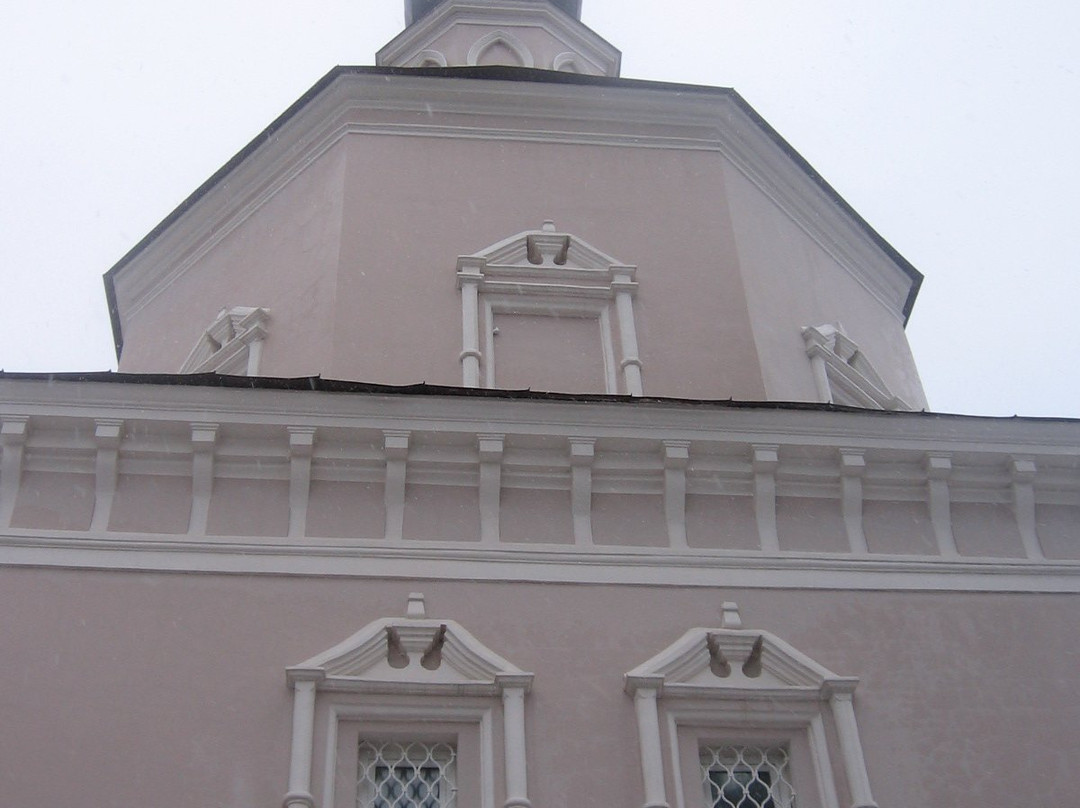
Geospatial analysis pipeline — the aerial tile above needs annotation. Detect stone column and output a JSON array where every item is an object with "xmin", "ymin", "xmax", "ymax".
[
  {"xmin": 457, "ymin": 259, "xmax": 485, "ymax": 387},
  {"xmin": 0, "ymin": 416, "xmax": 28, "ymax": 528},
  {"xmin": 925, "ymin": 453, "xmax": 958, "ymax": 557},
  {"xmin": 188, "ymin": 423, "xmax": 218, "ymax": 535},
  {"xmin": 629, "ymin": 680, "xmax": 670, "ymax": 808},
  {"xmin": 288, "ymin": 427, "xmax": 316, "ymax": 538},
  {"xmin": 839, "ymin": 449, "xmax": 868, "ymax": 554},
  {"xmin": 663, "ymin": 440, "xmax": 690, "ymax": 548},
  {"xmin": 752, "ymin": 445, "xmax": 780, "ymax": 553},
  {"xmin": 569, "ymin": 438, "xmax": 595, "ymax": 545},
  {"xmin": 282, "ymin": 672, "xmax": 322, "ymax": 808},
  {"xmin": 612, "ymin": 268, "xmax": 643, "ymax": 396},
  {"xmin": 498, "ymin": 674, "xmax": 533, "ymax": 808},
  {"xmin": 829, "ymin": 687, "xmax": 878, "ymax": 808}
]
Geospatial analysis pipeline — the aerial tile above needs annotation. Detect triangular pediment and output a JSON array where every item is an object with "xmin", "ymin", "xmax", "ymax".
[
  {"xmin": 287, "ymin": 595, "xmax": 531, "ymax": 695},
  {"xmin": 456, "ymin": 221, "xmax": 637, "ymax": 294},
  {"xmin": 626, "ymin": 612, "xmax": 854, "ymax": 700}
]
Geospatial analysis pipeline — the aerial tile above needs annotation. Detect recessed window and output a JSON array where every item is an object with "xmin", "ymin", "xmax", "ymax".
[
  {"xmin": 358, "ymin": 740, "xmax": 457, "ymax": 808},
  {"xmin": 700, "ymin": 745, "xmax": 795, "ymax": 808}
]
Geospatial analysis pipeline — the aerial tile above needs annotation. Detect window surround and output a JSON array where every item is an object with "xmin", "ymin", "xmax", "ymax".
[
  {"xmin": 456, "ymin": 221, "xmax": 642, "ymax": 396},
  {"xmin": 624, "ymin": 603, "xmax": 877, "ymax": 808},
  {"xmin": 180, "ymin": 305, "xmax": 269, "ymax": 375},
  {"xmin": 802, "ymin": 323, "xmax": 909, "ymax": 411},
  {"xmin": 283, "ymin": 593, "xmax": 533, "ymax": 808}
]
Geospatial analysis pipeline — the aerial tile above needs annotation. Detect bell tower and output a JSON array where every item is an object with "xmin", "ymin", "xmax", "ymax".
[{"xmin": 379, "ymin": 0, "xmax": 620, "ymax": 76}]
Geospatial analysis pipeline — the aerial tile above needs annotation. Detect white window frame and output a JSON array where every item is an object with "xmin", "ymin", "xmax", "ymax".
[
  {"xmin": 355, "ymin": 737, "xmax": 459, "ymax": 808},
  {"xmin": 456, "ymin": 222, "xmax": 643, "ymax": 396},
  {"xmin": 625, "ymin": 604, "xmax": 878, "ymax": 808},
  {"xmin": 283, "ymin": 594, "xmax": 532, "ymax": 808}
]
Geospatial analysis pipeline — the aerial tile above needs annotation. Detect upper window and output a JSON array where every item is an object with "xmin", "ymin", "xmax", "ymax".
[{"xmin": 456, "ymin": 221, "xmax": 643, "ymax": 396}]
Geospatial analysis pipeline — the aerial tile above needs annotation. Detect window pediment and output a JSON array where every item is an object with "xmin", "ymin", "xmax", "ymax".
[{"xmin": 287, "ymin": 595, "xmax": 532, "ymax": 696}]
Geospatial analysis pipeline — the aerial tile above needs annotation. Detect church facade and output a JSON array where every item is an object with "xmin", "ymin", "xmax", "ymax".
[{"xmin": 2, "ymin": 3, "xmax": 1078, "ymax": 807}]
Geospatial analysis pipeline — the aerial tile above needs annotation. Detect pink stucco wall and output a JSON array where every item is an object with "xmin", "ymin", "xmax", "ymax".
[{"xmin": 1, "ymin": 567, "xmax": 1076, "ymax": 807}]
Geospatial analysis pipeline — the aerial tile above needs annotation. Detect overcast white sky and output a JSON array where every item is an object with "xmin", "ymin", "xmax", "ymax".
[{"xmin": 1, "ymin": 1, "xmax": 1077, "ymax": 417}]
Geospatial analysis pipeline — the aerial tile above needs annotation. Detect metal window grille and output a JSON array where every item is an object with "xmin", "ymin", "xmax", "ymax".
[
  {"xmin": 700, "ymin": 745, "xmax": 796, "ymax": 808},
  {"xmin": 357, "ymin": 740, "xmax": 457, "ymax": 808}
]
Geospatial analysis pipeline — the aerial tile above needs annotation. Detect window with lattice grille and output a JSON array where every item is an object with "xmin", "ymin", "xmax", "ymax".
[
  {"xmin": 700, "ymin": 746, "xmax": 796, "ymax": 808},
  {"xmin": 357, "ymin": 740, "xmax": 457, "ymax": 808}
]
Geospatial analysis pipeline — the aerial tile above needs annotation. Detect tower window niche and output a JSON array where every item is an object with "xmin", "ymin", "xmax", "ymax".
[{"xmin": 455, "ymin": 221, "xmax": 643, "ymax": 396}]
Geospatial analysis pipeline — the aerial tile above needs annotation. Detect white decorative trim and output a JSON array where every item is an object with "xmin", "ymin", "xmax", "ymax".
[
  {"xmin": 379, "ymin": 0, "xmax": 620, "ymax": 76},
  {"xmin": 180, "ymin": 306, "xmax": 269, "ymax": 375},
  {"xmin": 626, "ymin": 606, "xmax": 876, "ymax": 808},
  {"xmin": 3, "ymin": 533, "xmax": 1080, "ymax": 591},
  {"xmin": 552, "ymin": 51, "xmax": 580, "ymax": 72},
  {"xmin": 284, "ymin": 593, "xmax": 533, "ymax": 808},
  {"xmin": 90, "ymin": 419, "xmax": 123, "ymax": 532},
  {"xmin": 457, "ymin": 221, "xmax": 643, "ymax": 395},
  {"xmin": 467, "ymin": 29, "xmax": 535, "ymax": 68},
  {"xmin": 802, "ymin": 324, "xmax": 910, "ymax": 410},
  {"xmin": 188, "ymin": 422, "xmax": 217, "ymax": 535},
  {"xmin": 109, "ymin": 76, "xmax": 920, "ymax": 333},
  {"xmin": 0, "ymin": 416, "xmax": 28, "ymax": 529},
  {"xmin": 288, "ymin": 426, "xmax": 316, "ymax": 538},
  {"xmin": 413, "ymin": 48, "xmax": 448, "ymax": 67}
]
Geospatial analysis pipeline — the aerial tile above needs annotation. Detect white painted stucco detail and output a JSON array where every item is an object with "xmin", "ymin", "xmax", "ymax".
[
  {"xmin": 0, "ymin": 416, "xmax": 28, "ymax": 529},
  {"xmin": 802, "ymin": 323, "xmax": 910, "ymax": 410},
  {"xmin": 456, "ymin": 221, "xmax": 643, "ymax": 395},
  {"xmin": 626, "ymin": 603, "xmax": 876, "ymax": 808},
  {"xmin": 284, "ymin": 593, "xmax": 534, "ymax": 808},
  {"xmin": 180, "ymin": 305, "xmax": 270, "ymax": 375},
  {"xmin": 378, "ymin": 0, "xmax": 621, "ymax": 76}
]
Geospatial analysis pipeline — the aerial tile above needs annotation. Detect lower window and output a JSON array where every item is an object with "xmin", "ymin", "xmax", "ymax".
[
  {"xmin": 357, "ymin": 740, "xmax": 458, "ymax": 808},
  {"xmin": 700, "ymin": 745, "xmax": 796, "ymax": 808}
]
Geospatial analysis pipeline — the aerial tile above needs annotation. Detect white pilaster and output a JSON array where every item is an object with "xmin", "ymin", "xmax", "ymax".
[
  {"xmin": 925, "ymin": 453, "xmax": 957, "ymax": 557},
  {"xmin": 569, "ymin": 437, "xmax": 595, "ymax": 545},
  {"xmin": 478, "ymin": 434, "xmax": 504, "ymax": 545},
  {"xmin": 829, "ymin": 688, "xmax": 878, "ymax": 808},
  {"xmin": 0, "ymin": 416, "xmax": 28, "ymax": 529},
  {"xmin": 1011, "ymin": 457, "xmax": 1044, "ymax": 560},
  {"xmin": 839, "ymin": 449, "xmax": 868, "ymax": 555},
  {"xmin": 383, "ymin": 430, "xmax": 410, "ymax": 541},
  {"xmin": 612, "ymin": 268, "xmax": 643, "ymax": 396},
  {"xmin": 188, "ymin": 423, "xmax": 218, "ymax": 535},
  {"xmin": 752, "ymin": 444, "xmax": 780, "ymax": 553},
  {"xmin": 283, "ymin": 673, "xmax": 321, "ymax": 808},
  {"xmin": 629, "ymin": 679, "xmax": 669, "ymax": 808},
  {"xmin": 662, "ymin": 440, "xmax": 690, "ymax": 548},
  {"xmin": 90, "ymin": 419, "xmax": 123, "ymax": 532},
  {"xmin": 457, "ymin": 258, "xmax": 484, "ymax": 387},
  {"xmin": 240, "ymin": 322, "xmax": 268, "ymax": 376},
  {"xmin": 288, "ymin": 427, "xmax": 316, "ymax": 538},
  {"xmin": 497, "ymin": 675, "xmax": 533, "ymax": 808}
]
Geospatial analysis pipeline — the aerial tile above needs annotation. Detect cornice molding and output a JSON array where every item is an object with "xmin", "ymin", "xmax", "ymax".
[
  {"xmin": 108, "ymin": 73, "xmax": 920, "ymax": 341},
  {"xmin": 2, "ymin": 531, "xmax": 1078, "ymax": 592}
]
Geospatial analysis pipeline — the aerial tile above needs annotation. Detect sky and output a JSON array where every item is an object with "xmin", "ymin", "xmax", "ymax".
[{"xmin": 1, "ymin": 0, "xmax": 1077, "ymax": 417}]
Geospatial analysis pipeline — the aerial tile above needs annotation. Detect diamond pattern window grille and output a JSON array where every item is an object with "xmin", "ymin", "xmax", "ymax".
[
  {"xmin": 358, "ymin": 740, "xmax": 457, "ymax": 808},
  {"xmin": 700, "ymin": 745, "xmax": 796, "ymax": 808}
]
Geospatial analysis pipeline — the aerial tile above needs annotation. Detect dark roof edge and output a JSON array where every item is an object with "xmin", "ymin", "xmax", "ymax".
[
  {"xmin": 102, "ymin": 65, "xmax": 924, "ymax": 359},
  {"xmin": 0, "ymin": 370, "xmax": 1070, "ymax": 424}
]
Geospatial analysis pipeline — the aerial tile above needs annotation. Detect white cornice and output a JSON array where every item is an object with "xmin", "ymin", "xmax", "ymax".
[
  {"xmin": 110, "ymin": 73, "xmax": 919, "ymax": 333},
  {"xmin": 1, "ymin": 531, "xmax": 1079, "ymax": 592}
]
